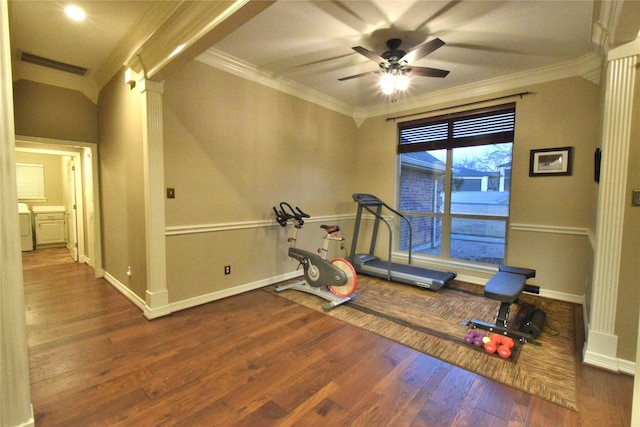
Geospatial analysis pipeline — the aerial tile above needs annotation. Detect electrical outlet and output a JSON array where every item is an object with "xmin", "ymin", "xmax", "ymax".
[{"xmin": 224, "ymin": 265, "xmax": 231, "ymax": 275}]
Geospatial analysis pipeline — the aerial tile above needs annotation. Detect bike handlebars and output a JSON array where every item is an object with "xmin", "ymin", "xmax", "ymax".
[{"xmin": 273, "ymin": 202, "xmax": 309, "ymax": 227}]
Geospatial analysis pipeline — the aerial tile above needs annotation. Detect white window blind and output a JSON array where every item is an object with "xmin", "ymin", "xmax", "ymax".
[{"xmin": 16, "ymin": 163, "xmax": 45, "ymax": 200}]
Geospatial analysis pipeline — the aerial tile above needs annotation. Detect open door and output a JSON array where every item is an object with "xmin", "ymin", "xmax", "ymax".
[
  {"xmin": 64, "ymin": 156, "xmax": 78, "ymax": 261},
  {"xmin": 16, "ymin": 138, "xmax": 102, "ymax": 277}
]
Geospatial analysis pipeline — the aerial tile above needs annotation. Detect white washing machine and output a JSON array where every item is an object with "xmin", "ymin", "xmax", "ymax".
[{"xmin": 18, "ymin": 203, "xmax": 34, "ymax": 251}]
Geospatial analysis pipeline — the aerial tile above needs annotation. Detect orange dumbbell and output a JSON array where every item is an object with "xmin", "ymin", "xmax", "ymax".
[{"xmin": 483, "ymin": 333, "xmax": 501, "ymax": 354}]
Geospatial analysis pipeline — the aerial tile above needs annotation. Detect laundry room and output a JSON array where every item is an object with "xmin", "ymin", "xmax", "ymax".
[{"xmin": 16, "ymin": 149, "xmax": 75, "ymax": 253}]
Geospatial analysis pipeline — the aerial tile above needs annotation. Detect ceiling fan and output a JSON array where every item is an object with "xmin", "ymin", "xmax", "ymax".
[{"xmin": 339, "ymin": 38, "xmax": 449, "ymax": 94}]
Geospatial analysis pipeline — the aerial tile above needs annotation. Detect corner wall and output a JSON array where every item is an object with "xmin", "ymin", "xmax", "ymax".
[
  {"xmin": 97, "ymin": 68, "xmax": 147, "ymax": 299},
  {"xmin": 162, "ymin": 61, "xmax": 358, "ymax": 304},
  {"xmin": 354, "ymin": 77, "xmax": 600, "ymax": 299}
]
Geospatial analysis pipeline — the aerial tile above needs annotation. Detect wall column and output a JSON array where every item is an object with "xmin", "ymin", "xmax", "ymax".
[
  {"xmin": 0, "ymin": 1, "xmax": 34, "ymax": 425},
  {"xmin": 139, "ymin": 78, "xmax": 170, "ymax": 319},
  {"xmin": 584, "ymin": 46, "xmax": 637, "ymax": 370}
]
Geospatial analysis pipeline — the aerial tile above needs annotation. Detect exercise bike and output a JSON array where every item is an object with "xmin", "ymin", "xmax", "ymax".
[{"xmin": 273, "ymin": 202, "xmax": 357, "ymax": 311}]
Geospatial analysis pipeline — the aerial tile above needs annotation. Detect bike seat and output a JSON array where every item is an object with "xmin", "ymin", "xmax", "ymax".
[{"xmin": 320, "ymin": 224, "xmax": 340, "ymax": 233}]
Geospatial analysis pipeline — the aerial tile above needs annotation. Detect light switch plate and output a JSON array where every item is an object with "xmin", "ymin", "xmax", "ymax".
[{"xmin": 632, "ymin": 190, "xmax": 640, "ymax": 206}]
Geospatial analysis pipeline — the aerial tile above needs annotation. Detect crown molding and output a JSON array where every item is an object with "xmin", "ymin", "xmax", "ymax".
[
  {"xmin": 197, "ymin": 47, "xmax": 602, "ymax": 125},
  {"xmin": 356, "ymin": 53, "xmax": 602, "ymax": 120},
  {"xmin": 95, "ymin": 1, "xmax": 181, "ymax": 90}
]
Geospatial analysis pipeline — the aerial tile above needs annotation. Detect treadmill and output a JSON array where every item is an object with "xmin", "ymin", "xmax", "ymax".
[{"xmin": 349, "ymin": 193, "xmax": 456, "ymax": 290}]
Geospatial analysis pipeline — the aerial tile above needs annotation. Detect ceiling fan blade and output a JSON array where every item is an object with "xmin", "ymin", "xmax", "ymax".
[
  {"xmin": 352, "ymin": 46, "xmax": 386, "ymax": 64},
  {"xmin": 338, "ymin": 70, "xmax": 379, "ymax": 81},
  {"xmin": 401, "ymin": 38, "xmax": 445, "ymax": 64},
  {"xmin": 408, "ymin": 66, "xmax": 450, "ymax": 78}
]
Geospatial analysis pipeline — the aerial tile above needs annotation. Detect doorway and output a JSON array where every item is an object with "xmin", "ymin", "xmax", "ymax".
[{"xmin": 15, "ymin": 136, "xmax": 103, "ymax": 277}]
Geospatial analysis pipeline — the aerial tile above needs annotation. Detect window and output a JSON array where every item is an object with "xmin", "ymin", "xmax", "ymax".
[
  {"xmin": 16, "ymin": 163, "xmax": 45, "ymax": 200},
  {"xmin": 397, "ymin": 104, "xmax": 515, "ymax": 265}
]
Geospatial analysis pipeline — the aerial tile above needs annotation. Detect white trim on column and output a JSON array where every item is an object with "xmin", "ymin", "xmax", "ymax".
[
  {"xmin": 0, "ymin": 0, "xmax": 34, "ymax": 424},
  {"xmin": 584, "ymin": 330, "xmax": 621, "ymax": 371},
  {"xmin": 605, "ymin": 34, "xmax": 640, "ymax": 427},
  {"xmin": 139, "ymin": 78, "xmax": 170, "ymax": 319},
  {"xmin": 584, "ymin": 49, "xmax": 637, "ymax": 371}
]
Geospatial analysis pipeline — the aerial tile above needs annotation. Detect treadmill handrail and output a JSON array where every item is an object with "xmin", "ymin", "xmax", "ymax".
[{"xmin": 352, "ymin": 194, "xmax": 413, "ymax": 266}]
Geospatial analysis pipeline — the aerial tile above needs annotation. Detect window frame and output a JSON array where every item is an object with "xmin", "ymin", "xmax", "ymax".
[{"xmin": 396, "ymin": 103, "xmax": 516, "ymax": 265}]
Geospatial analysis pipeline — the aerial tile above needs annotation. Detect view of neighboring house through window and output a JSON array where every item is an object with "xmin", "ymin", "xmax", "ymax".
[{"xmin": 397, "ymin": 104, "xmax": 515, "ymax": 265}]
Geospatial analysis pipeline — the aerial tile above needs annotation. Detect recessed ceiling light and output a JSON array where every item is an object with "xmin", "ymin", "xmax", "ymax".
[{"xmin": 65, "ymin": 5, "xmax": 86, "ymax": 21}]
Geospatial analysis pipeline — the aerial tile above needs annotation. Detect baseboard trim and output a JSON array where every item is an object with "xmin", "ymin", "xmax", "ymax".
[
  {"xmin": 582, "ymin": 345, "xmax": 635, "ymax": 375},
  {"xmin": 583, "ymin": 349, "xmax": 621, "ymax": 372},
  {"xmin": 15, "ymin": 404, "xmax": 35, "ymax": 427},
  {"xmin": 579, "ymin": 326, "xmax": 636, "ymax": 375},
  {"xmin": 617, "ymin": 358, "xmax": 635, "ymax": 375},
  {"xmin": 539, "ymin": 289, "xmax": 585, "ymax": 305},
  {"xmin": 583, "ymin": 329, "xmax": 621, "ymax": 372},
  {"xmin": 103, "ymin": 269, "xmax": 304, "ymax": 319},
  {"xmin": 168, "ymin": 271, "xmax": 302, "ymax": 313},
  {"xmin": 103, "ymin": 271, "xmax": 147, "ymax": 312}
]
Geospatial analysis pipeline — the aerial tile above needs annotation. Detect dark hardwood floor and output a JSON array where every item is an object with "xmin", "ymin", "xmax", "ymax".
[{"xmin": 23, "ymin": 248, "xmax": 633, "ymax": 426}]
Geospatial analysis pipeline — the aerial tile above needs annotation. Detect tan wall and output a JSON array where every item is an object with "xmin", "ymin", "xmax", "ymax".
[
  {"xmin": 511, "ymin": 78, "xmax": 599, "ymax": 228},
  {"xmin": 13, "ymin": 79, "xmax": 98, "ymax": 143},
  {"xmin": 97, "ymin": 68, "xmax": 147, "ymax": 299},
  {"xmin": 12, "ymin": 79, "xmax": 99, "ymax": 252},
  {"xmin": 509, "ymin": 78, "xmax": 599, "ymax": 297},
  {"xmin": 354, "ymin": 77, "xmax": 600, "ymax": 296},
  {"xmin": 14, "ymin": 151, "xmax": 64, "ymax": 207},
  {"xmin": 162, "ymin": 61, "xmax": 358, "ymax": 302},
  {"xmin": 616, "ymin": 72, "xmax": 640, "ymax": 361}
]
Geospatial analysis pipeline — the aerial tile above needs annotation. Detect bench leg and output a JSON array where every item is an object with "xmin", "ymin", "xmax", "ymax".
[
  {"xmin": 466, "ymin": 301, "xmax": 540, "ymax": 344},
  {"xmin": 496, "ymin": 301, "xmax": 511, "ymax": 328},
  {"xmin": 465, "ymin": 317, "xmax": 539, "ymax": 345}
]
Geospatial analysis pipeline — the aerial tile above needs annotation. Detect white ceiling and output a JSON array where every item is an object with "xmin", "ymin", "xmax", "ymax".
[
  {"xmin": 6, "ymin": 1, "xmax": 607, "ymax": 109},
  {"xmin": 210, "ymin": 0, "xmax": 595, "ymax": 107}
]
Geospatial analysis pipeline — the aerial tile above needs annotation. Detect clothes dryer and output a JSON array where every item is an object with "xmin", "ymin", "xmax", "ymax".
[{"xmin": 18, "ymin": 203, "xmax": 34, "ymax": 251}]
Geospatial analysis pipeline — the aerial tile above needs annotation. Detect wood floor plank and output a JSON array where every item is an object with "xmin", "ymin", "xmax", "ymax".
[
  {"xmin": 34, "ymin": 368, "xmax": 156, "ymax": 425},
  {"xmin": 413, "ymin": 398, "xmax": 459, "ymax": 426},
  {"xmin": 449, "ymin": 375, "xmax": 490, "ymax": 427},
  {"xmin": 476, "ymin": 381, "xmax": 529, "ymax": 421},
  {"xmin": 24, "ymin": 248, "xmax": 633, "ymax": 426}
]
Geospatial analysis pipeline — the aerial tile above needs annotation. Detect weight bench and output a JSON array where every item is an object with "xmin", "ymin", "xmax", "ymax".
[{"xmin": 466, "ymin": 265, "xmax": 541, "ymax": 344}]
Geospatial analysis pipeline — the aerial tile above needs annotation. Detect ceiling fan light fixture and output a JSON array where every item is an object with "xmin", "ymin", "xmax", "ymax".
[
  {"xmin": 396, "ymin": 73, "xmax": 409, "ymax": 91},
  {"xmin": 380, "ymin": 72, "xmax": 396, "ymax": 95},
  {"xmin": 341, "ymin": 37, "xmax": 448, "ymax": 98},
  {"xmin": 380, "ymin": 70, "xmax": 409, "ymax": 95}
]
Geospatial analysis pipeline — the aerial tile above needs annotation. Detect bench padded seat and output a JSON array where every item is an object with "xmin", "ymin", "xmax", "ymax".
[{"xmin": 484, "ymin": 266, "xmax": 536, "ymax": 303}]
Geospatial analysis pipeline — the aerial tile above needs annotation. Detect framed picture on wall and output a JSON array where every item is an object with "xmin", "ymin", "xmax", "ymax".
[{"xmin": 529, "ymin": 146, "xmax": 573, "ymax": 177}]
